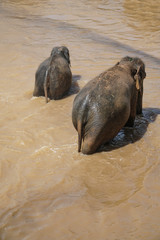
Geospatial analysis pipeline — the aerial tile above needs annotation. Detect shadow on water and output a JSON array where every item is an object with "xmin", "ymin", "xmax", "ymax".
[
  {"xmin": 53, "ymin": 21, "xmax": 160, "ymax": 67},
  {"xmin": 2, "ymin": 3, "xmax": 160, "ymax": 67},
  {"xmin": 99, "ymin": 108, "xmax": 160, "ymax": 152}
]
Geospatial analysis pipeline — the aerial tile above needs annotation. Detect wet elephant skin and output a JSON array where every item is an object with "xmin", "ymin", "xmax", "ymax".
[{"xmin": 72, "ymin": 56, "xmax": 146, "ymax": 154}]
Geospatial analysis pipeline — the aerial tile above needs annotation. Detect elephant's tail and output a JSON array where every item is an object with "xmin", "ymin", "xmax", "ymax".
[
  {"xmin": 77, "ymin": 120, "xmax": 83, "ymax": 152},
  {"xmin": 44, "ymin": 67, "xmax": 50, "ymax": 103}
]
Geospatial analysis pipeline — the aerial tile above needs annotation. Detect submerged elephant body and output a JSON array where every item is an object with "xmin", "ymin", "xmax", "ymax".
[
  {"xmin": 72, "ymin": 57, "xmax": 146, "ymax": 154},
  {"xmin": 33, "ymin": 46, "xmax": 72, "ymax": 102}
]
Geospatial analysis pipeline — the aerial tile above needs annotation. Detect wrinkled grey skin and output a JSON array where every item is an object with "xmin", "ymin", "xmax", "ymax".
[
  {"xmin": 33, "ymin": 46, "xmax": 72, "ymax": 102},
  {"xmin": 72, "ymin": 56, "xmax": 146, "ymax": 155}
]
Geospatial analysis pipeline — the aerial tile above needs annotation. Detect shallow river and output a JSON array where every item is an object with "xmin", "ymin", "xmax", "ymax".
[{"xmin": 0, "ymin": 0, "xmax": 160, "ymax": 239}]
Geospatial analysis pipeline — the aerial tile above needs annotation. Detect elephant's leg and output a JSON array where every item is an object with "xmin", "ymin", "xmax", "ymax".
[
  {"xmin": 81, "ymin": 136, "xmax": 99, "ymax": 155},
  {"xmin": 81, "ymin": 127, "xmax": 104, "ymax": 155},
  {"xmin": 136, "ymin": 90, "xmax": 143, "ymax": 115},
  {"xmin": 33, "ymin": 86, "xmax": 39, "ymax": 96},
  {"xmin": 33, "ymin": 85, "xmax": 42, "ymax": 96},
  {"xmin": 125, "ymin": 95, "xmax": 138, "ymax": 127},
  {"xmin": 33, "ymin": 76, "xmax": 45, "ymax": 97},
  {"xmin": 125, "ymin": 116, "xmax": 135, "ymax": 127}
]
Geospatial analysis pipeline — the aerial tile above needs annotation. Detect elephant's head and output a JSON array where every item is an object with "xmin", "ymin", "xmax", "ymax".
[
  {"xmin": 118, "ymin": 56, "xmax": 146, "ymax": 91},
  {"xmin": 50, "ymin": 46, "xmax": 71, "ymax": 65},
  {"xmin": 118, "ymin": 56, "xmax": 146, "ymax": 114}
]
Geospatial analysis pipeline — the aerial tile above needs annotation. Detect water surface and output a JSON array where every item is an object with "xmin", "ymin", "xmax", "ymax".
[{"xmin": 0, "ymin": 0, "xmax": 160, "ymax": 239}]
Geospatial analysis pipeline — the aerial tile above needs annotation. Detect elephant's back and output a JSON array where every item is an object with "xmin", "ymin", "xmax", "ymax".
[
  {"xmin": 72, "ymin": 68, "xmax": 131, "ymax": 131},
  {"xmin": 94, "ymin": 68, "xmax": 132, "ymax": 105},
  {"xmin": 87, "ymin": 70, "xmax": 131, "ymax": 128},
  {"xmin": 52, "ymin": 57, "xmax": 71, "ymax": 81},
  {"xmin": 73, "ymin": 76, "xmax": 99, "ymax": 112},
  {"xmin": 72, "ymin": 86, "xmax": 91, "ymax": 131},
  {"xmin": 35, "ymin": 57, "xmax": 50, "ymax": 79},
  {"xmin": 49, "ymin": 56, "xmax": 72, "ymax": 100},
  {"xmin": 33, "ymin": 57, "xmax": 51, "ymax": 96}
]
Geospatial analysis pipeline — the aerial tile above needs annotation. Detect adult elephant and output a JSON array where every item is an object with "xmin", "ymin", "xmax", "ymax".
[
  {"xmin": 72, "ymin": 56, "xmax": 146, "ymax": 154},
  {"xmin": 33, "ymin": 46, "xmax": 72, "ymax": 102}
]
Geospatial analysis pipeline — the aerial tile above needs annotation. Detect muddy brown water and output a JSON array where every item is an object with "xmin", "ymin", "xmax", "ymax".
[{"xmin": 0, "ymin": 0, "xmax": 160, "ymax": 239}]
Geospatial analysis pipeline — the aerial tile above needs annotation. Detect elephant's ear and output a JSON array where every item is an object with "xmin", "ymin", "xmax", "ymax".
[
  {"xmin": 63, "ymin": 49, "xmax": 70, "ymax": 66},
  {"xmin": 134, "ymin": 66, "xmax": 141, "ymax": 91},
  {"xmin": 131, "ymin": 65, "xmax": 142, "ymax": 91}
]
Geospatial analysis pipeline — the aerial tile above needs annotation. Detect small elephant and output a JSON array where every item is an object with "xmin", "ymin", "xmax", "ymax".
[
  {"xmin": 33, "ymin": 46, "xmax": 72, "ymax": 102},
  {"xmin": 72, "ymin": 56, "xmax": 146, "ymax": 154}
]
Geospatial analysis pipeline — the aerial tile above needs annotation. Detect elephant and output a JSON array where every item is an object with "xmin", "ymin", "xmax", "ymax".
[
  {"xmin": 72, "ymin": 56, "xmax": 146, "ymax": 154},
  {"xmin": 33, "ymin": 46, "xmax": 72, "ymax": 102}
]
